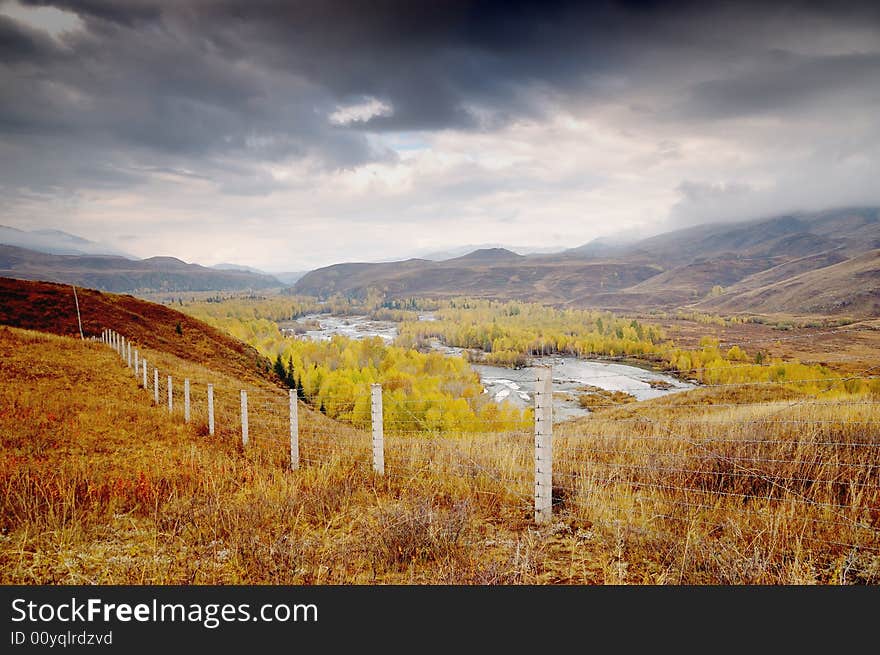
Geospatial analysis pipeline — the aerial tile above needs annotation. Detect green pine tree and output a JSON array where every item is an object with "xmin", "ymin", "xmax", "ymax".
[
  {"xmin": 286, "ymin": 355, "xmax": 296, "ymax": 388},
  {"xmin": 273, "ymin": 353, "xmax": 286, "ymax": 381}
]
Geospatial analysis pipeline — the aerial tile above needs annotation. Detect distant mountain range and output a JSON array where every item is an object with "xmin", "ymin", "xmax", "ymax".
[
  {"xmin": 293, "ymin": 207, "xmax": 880, "ymax": 317},
  {"xmin": 0, "ymin": 225, "xmax": 132, "ymax": 257},
  {"xmin": 8, "ymin": 208, "xmax": 880, "ymax": 316},
  {"xmin": 0, "ymin": 246, "xmax": 281, "ymax": 293}
]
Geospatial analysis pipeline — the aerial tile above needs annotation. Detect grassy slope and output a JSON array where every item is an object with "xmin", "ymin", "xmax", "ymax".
[
  {"xmin": 696, "ymin": 250, "xmax": 880, "ymax": 317},
  {"xmin": 2, "ymin": 278, "xmax": 878, "ymax": 584},
  {"xmin": 2, "ymin": 324, "xmax": 878, "ymax": 583},
  {"xmin": 0, "ymin": 326, "xmax": 610, "ymax": 583},
  {"xmin": 0, "ymin": 276, "xmax": 271, "ymax": 385}
]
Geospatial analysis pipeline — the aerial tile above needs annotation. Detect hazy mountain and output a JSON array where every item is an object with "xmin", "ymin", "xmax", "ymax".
[
  {"xmin": 0, "ymin": 245, "xmax": 281, "ymax": 293},
  {"xmin": 415, "ymin": 243, "xmax": 563, "ymax": 260},
  {"xmin": 211, "ymin": 262, "xmax": 269, "ymax": 274},
  {"xmin": 0, "ymin": 225, "xmax": 131, "ymax": 257},
  {"xmin": 211, "ymin": 263, "xmax": 307, "ymax": 285},
  {"xmin": 272, "ymin": 271, "xmax": 308, "ymax": 285}
]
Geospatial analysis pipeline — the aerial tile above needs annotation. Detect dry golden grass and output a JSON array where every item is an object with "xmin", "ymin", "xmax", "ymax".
[
  {"xmin": 0, "ymin": 327, "xmax": 599, "ymax": 584},
  {"xmin": 2, "ymin": 325, "xmax": 878, "ymax": 584}
]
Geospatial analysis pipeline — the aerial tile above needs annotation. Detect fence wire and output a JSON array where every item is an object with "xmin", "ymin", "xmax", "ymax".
[{"xmin": 100, "ymin": 329, "xmax": 880, "ymax": 565}]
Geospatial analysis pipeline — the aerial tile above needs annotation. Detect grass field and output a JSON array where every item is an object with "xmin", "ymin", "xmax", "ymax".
[{"xmin": 2, "ymin": 323, "xmax": 878, "ymax": 584}]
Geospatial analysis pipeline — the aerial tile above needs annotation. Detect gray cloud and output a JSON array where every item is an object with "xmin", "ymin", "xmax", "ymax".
[
  {"xmin": 1, "ymin": 0, "xmax": 879, "ymax": 266},
  {"xmin": 682, "ymin": 51, "xmax": 880, "ymax": 121}
]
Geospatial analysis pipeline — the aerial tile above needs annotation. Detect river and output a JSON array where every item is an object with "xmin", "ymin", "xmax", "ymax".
[{"xmin": 280, "ymin": 314, "xmax": 694, "ymax": 421}]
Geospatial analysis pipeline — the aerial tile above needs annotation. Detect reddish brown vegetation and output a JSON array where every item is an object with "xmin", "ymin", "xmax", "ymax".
[{"xmin": 0, "ymin": 276, "xmax": 270, "ymax": 384}]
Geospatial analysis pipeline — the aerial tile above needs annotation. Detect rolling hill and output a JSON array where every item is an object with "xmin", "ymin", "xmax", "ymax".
[
  {"xmin": 0, "ymin": 245, "xmax": 281, "ymax": 293},
  {"xmin": 0, "ymin": 276, "xmax": 271, "ymax": 384},
  {"xmin": 293, "ymin": 207, "xmax": 880, "ymax": 317},
  {"xmin": 294, "ymin": 247, "xmax": 663, "ymax": 303},
  {"xmin": 694, "ymin": 249, "xmax": 880, "ymax": 317}
]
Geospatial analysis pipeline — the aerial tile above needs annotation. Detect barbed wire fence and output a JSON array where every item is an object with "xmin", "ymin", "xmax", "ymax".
[{"xmin": 98, "ymin": 327, "xmax": 880, "ymax": 575}]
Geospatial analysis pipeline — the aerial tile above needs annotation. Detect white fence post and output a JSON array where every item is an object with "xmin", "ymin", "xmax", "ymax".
[
  {"xmin": 142, "ymin": 358, "xmax": 147, "ymax": 388},
  {"xmin": 207, "ymin": 384, "xmax": 215, "ymax": 436},
  {"xmin": 167, "ymin": 375, "xmax": 173, "ymax": 413},
  {"xmin": 289, "ymin": 389, "xmax": 299, "ymax": 470},
  {"xmin": 120, "ymin": 335, "xmax": 124, "ymax": 358},
  {"xmin": 134, "ymin": 349, "xmax": 139, "ymax": 377},
  {"xmin": 154, "ymin": 368, "xmax": 159, "ymax": 405},
  {"xmin": 184, "ymin": 379, "xmax": 190, "ymax": 423},
  {"xmin": 240, "ymin": 390, "xmax": 249, "ymax": 447},
  {"xmin": 370, "ymin": 383, "xmax": 384, "ymax": 475},
  {"xmin": 127, "ymin": 341, "xmax": 132, "ymax": 368},
  {"xmin": 534, "ymin": 366, "xmax": 553, "ymax": 525}
]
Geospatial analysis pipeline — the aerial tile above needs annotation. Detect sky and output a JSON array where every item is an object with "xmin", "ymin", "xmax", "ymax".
[{"xmin": 1, "ymin": 0, "xmax": 879, "ymax": 272}]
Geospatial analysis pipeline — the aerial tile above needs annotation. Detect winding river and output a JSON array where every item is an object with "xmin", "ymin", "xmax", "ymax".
[{"xmin": 280, "ymin": 314, "xmax": 694, "ymax": 421}]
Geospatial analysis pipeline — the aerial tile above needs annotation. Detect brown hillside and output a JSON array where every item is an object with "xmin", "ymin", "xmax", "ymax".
[
  {"xmin": 694, "ymin": 249, "xmax": 880, "ymax": 317},
  {"xmin": 0, "ymin": 276, "xmax": 271, "ymax": 385},
  {"xmin": 292, "ymin": 208, "xmax": 880, "ymax": 315}
]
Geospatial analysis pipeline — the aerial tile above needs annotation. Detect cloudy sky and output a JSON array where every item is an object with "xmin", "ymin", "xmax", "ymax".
[{"xmin": 1, "ymin": 0, "xmax": 879, "ymax": 271}]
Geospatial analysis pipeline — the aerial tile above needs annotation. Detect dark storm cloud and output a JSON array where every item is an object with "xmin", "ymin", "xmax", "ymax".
[
  {"xmin": 0, "ymin": 14, "xmax": 56, "ymax": 61},
  {"xmin": 2, "ymin": 0, "xmax": 879, "ymax": 197},
  {"xmin": 683, "ymin": 51, "xmax": 880, "ymax": 120}
]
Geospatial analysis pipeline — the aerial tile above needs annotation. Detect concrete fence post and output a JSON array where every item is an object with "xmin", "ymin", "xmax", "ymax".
[
  {"xmin": 289, "ymin": 389, "xmax": 299, "ymax": 470},
  {"xmin": 534, "ymin": 366, "xmax": 553, "ymax": 525},
  {"xmin": 142, "ymin": 358, "xmax": 147, "ymax": 388},
  {"xmin": 240, "ymin": 390, "xmax": 249, "ymax": 447},
  {"xmin": 120, "ymin": 335, "xmax": 124, "ymax": 358},
  {"xmin": 207, "ymin": 384, "xmax": 215, "ymax": 436},
  {"xmin": 154, "ymin": 368, "xmax": 159, "ymax": 405},
  {"xmin": 167, "ymin": 375, "xmax": 173, "ymax": 413},
  {"xmin": 370, "ymin": 383, "xmax": 384, "ymax": 475},
  {"xmin": 134, "ymin": 349, "xmax": 139, "ymax": 377},
  {"xmin": 127, "ymin": 341, "xmax": 132, "ymax": 368},
  {"xmin": 184, "ymin": 379, "xmax": 190, "ymax": 423}
]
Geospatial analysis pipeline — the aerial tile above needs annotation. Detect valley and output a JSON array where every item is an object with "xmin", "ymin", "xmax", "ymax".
[{"xmin": 3, "ymin": 276, "xmax": 878, "ymax": 584}]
